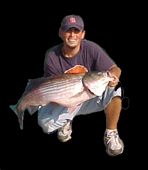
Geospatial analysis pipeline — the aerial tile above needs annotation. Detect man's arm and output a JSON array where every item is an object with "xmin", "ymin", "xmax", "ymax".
[{"xmin": 108, "ymin": 64, "xmax": 121, "ymax": 87}]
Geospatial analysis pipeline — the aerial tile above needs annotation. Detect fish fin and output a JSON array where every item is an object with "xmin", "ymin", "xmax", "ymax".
[
  {"xmin": 28, "ymin": 106, "xmax": 39, "ymax": 115},
  {"xmin": 70, "ymin": 90, "xmax": 84, "ymax": 98},
  {"xmin": 67, "ymin": 106, "xmax": 78, "ymax": 115},
  {"xmin": 10, "ymin": 104, "xmax": 16, "ymax": 112},
  {"xmin": 67, "ymin": 103, "xmax": 82, "ymax": 115},
  {"xmin": 50, "ymin": 102, "xmax": 58, "ymax": 105},
  {"xmin": 9, "ymin": 105, "xmax": 24, "ymax": 130},
  {"xmin": 25, "ymin": 78, "xmax": 44, "ymax": 93}
]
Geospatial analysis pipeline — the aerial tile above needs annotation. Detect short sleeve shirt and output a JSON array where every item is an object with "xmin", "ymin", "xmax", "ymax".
[{"xmin": 44, "ymin": 40, "xmax": 115, "ymax": 77}]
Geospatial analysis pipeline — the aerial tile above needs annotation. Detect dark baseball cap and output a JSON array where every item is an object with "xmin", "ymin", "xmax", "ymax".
[{"xmin": 61, "ymin": 15, "xmax": 84, "ymax": 31}]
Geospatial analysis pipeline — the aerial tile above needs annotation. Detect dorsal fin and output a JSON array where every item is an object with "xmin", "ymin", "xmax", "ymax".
[{"xmin": 25, "ymin": 78, "xmax": 44, "ymax": 93}]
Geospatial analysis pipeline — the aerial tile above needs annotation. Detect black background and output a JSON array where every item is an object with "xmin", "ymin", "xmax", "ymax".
[{"xmin": 2, "ymin": 2, "xmax": 138, "ymax": 169}]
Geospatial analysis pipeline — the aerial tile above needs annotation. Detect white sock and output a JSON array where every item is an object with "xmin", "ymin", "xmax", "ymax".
[{"xmin": 106, "ymin": 129, "xmax": 117, "ymax": 135}]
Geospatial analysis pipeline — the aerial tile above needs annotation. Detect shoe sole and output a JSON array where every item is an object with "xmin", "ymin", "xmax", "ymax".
[{"xmin": 104, "ymin": 139, "xmax": 124, "ymax": 156}]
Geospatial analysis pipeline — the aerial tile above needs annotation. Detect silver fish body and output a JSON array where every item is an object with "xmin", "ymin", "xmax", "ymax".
[{"xmin": 10, "ymin": 71, "xmax": 113, "ymax": 129}]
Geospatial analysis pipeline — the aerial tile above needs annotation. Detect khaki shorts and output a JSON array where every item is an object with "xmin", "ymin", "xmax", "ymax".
[{"xmin": 38, "ymin": 86, "xmax": 121, "ymax": 133}]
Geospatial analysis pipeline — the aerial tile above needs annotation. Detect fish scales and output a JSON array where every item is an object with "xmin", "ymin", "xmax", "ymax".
[
  {"xmin": 23, "ymin": 75, "xmax": 83, "ymax": 103},
  {"xmin": 39, "ymin": 78, "xmax": 82, "ymax": 93},
  {"xmin": 39, "ymin": 76, "xmax": 83, "ymax": 90},
  {"xmin": 23, "ymin": 82, "xmax": 83, "ymax": 106},
  {"xmin": 40, "ymin": 79, "xmax": 82, "ymax": 93},
  {"xmin": 26, "ymin": 73, "xmax": 83, "ymax": 94},
  {"xmin": 17, "ymin": 74, "xmax": 84, "ymax": 111}
]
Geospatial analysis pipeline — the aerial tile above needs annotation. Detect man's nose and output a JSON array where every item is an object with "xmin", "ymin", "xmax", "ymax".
[{"xmin": 70, "ymin": 31, "xmax": 75, "ymax": 36}]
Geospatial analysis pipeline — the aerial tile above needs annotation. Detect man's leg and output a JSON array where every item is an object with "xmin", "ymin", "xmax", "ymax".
[
  {"xmin": 38, "ymin": 103, "xmax": 82, "ymax": 139},
  {"xmin": 74, "ymin": 86, "xmax": 124, "ymax": 156},
  {"xmin": 38, "ymin": 103, "xmax": 70, "ymax": 134},
  {"xmin": 105, "ymin": 96, "xmax": 121, "ymax": 130},
  {"xmin": 104, "ymin": 96, "xmax": 124, "ymax": 156}
]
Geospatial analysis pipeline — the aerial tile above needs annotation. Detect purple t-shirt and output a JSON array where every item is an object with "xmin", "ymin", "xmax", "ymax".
[{"xmin": 44, "ymin": 40, "xmax": 115, "ymax": 77}]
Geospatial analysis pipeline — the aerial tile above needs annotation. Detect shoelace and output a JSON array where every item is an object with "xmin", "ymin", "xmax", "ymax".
[
  {"xmin": 60, "ymin": 122, "xmax": 71, "ymax": 136},
  {"xmin": 106, "ymin": 131, "xmax": 121, "ymax": 149},
  {"xmin": 107, "ymin": 133, "xmax": 118, "ymax": 144}
]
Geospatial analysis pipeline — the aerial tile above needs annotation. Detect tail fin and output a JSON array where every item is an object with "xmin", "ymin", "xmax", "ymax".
[{"xmin": 9, "ymin": 105, "xmax": 24, "ymax": 130}]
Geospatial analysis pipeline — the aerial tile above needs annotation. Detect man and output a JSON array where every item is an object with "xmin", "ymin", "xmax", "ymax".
[{"xmin": 38, "ymin": 15, "xmax": 124, "ymax": 156}]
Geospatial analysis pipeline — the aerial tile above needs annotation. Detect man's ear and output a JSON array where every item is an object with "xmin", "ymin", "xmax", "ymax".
[
  {"xmin": 59, "ymin": 28, "xmax": 63, "ymax": 39},
  {"xmin": 81, "ymin": 30, "xmax": 85, "ymax": 39}
]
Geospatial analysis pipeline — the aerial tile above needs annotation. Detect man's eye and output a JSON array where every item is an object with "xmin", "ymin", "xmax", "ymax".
[
  {"xmin": 66, "ymin": 28, "xmax": 80, "ymax": 34},
  {"xmin": 74, "ymin": 29, "xmax": 80, "ymax": 33}
]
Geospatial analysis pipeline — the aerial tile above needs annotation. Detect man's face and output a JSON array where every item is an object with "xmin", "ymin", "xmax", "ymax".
[{"xmin": 60, "ymin": 27, "xmax": 85, "ymax": 49}]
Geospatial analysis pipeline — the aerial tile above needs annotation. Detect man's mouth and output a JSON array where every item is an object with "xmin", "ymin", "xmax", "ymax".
[{"xmin": 68, "ymin": 39, "xmax": 76, "ymax": 43}]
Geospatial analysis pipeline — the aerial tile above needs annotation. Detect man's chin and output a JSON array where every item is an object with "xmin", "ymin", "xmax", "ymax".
[{"xmin": 67, "ymin": 44, "xmax": 77, "ymax": 49}]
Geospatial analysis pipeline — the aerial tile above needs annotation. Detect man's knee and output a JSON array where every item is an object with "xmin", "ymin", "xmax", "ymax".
[
  {"xmin": 114, "ymin": 82, "xmax": 124, "ymax": 99},
  {"xmin": 38, "ymin": 118, "xmax": 67, "ymax": 134},
  {"xmin": 38, "ymin": 119, "xmax": 56, "ymax": 133}
]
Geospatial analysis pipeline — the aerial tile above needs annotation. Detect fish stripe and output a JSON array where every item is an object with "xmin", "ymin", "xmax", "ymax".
[
  {"xmin": 15, "ymin": 73, "xmax": 85, "ymax": 112},
  {"xmin": 21, "ymin": 78, "xmax": 83, "ymax": 105},
  {"xmin": 40, "ymin": 78, "xmax": 82, "ymax": 88},
  {"xmin": 25, "ymin": 83, "xmax": 81, "ymax": 101},
  {"xmin": 39, "ymin": 81, "xmax": 81, "ymax": 93}
]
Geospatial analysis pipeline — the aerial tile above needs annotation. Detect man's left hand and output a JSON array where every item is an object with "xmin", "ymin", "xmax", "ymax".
[{"xmin": 108, "ymin": 74, "xmax": 119, "ymax": 87}]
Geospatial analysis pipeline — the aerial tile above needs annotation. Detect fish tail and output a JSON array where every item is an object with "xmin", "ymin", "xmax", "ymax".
[{"xmin": 9, "ymin": 104, "xmax": 24, "ymax": 130}]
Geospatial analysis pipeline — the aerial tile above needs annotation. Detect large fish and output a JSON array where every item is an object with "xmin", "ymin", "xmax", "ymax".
[{"xmin": 10, "ymin": 71, "xmax": 113, "ymax": 129}]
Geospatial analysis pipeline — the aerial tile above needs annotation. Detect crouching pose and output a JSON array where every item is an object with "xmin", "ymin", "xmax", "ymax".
[{"xmin": 38, "ymin": 15, "xmax": 124, "ymax": 156}]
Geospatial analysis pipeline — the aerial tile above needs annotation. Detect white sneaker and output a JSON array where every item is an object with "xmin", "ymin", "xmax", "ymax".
[
  {"xmin": 57, "ymin": 121, "xmax": 72, "ymax": 142},
  {"xmin": 104, "ymin": 130, "xmax": 124, "ymax": 156}
]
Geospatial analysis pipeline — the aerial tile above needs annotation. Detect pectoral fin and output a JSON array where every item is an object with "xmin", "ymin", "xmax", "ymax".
[
  {"xmin": 28, "ymin": 106, "xmax": 39, "ymax": 115},
  {"xmin": 67, "ymin": 106, "xmax": 77, "ymax": 115},
  {"xmin": 70, "ymin": 90, "xmax": 84, "ymax": 98}
]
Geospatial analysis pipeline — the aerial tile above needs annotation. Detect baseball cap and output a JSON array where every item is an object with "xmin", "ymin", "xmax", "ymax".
[{"xmin": 61, "ymin": 15, "xmax": 84, "ymax": 31}]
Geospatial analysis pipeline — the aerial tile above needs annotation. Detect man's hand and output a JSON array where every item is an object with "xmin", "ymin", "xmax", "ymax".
[
  {"xmin": 108, "ymin": 74, "xmax": 119, "ymax": 87},
  {"xmin": 108, "ymin": 65, "xmax": 121, "ymax": 87}
]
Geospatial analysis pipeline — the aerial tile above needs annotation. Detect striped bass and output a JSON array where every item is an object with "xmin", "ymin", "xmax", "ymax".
[{"xmin": 10, "ymin": 71, "xmax": 113, "ymax": 129}]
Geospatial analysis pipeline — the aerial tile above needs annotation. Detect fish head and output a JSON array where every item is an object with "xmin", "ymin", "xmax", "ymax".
[{"xmin": 83, "ymin": 71, "xmax": 114, "ymax": 96}]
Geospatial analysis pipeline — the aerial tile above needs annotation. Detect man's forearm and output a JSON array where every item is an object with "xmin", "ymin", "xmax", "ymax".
[{"xmin": 109, "ymin": 65, "xmax": 121, "ymax": 79}]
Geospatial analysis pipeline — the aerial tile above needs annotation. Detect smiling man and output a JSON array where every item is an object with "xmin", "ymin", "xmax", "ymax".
[
  {"xmin": 60, "ymin": 27, "xmax": 85, "ymax": 56},
  {"xmin": 38, "ymin": 15, "xmax": 124, "ymax": 156}
]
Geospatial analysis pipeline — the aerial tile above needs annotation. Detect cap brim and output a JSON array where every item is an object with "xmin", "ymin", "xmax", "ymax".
[{"xmin": 61, "ymin": 23, "xmax": 84, "ymax": 31}]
